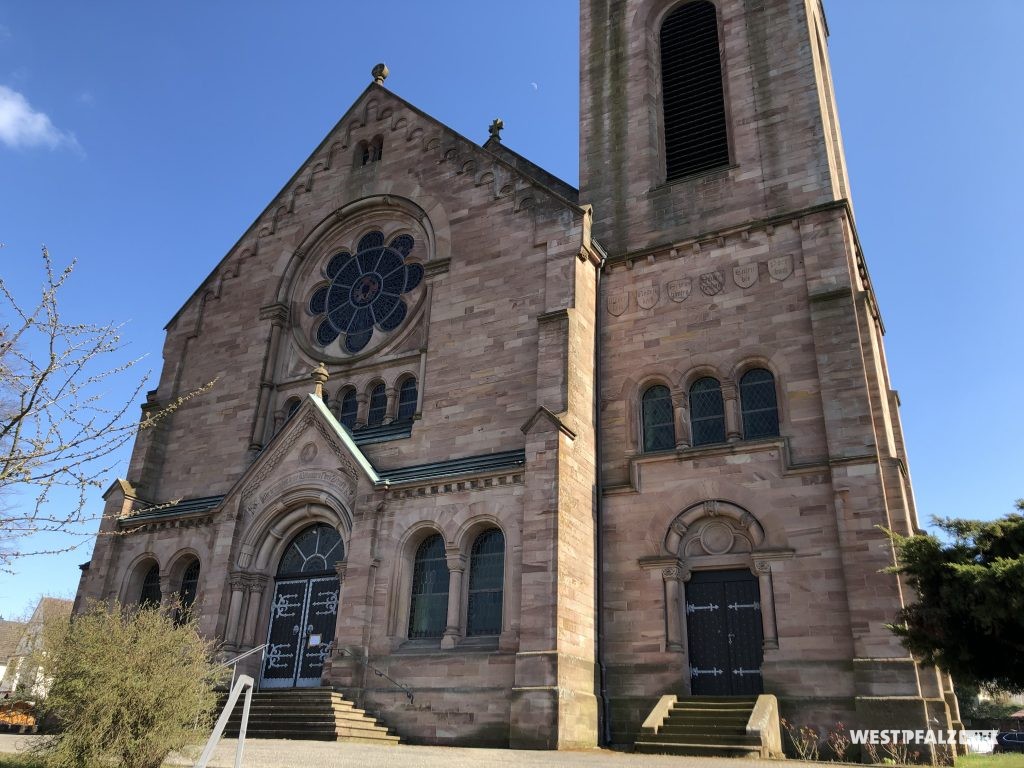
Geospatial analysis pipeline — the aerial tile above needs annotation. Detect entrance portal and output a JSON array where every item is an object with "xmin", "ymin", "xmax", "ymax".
[
  {"xmin": 260, "ymin": 524, "xmax": 344, "ymax": 689},
  {"xmin": 685, "ymin": 569, "xmax": 764, "ymax": 696}
]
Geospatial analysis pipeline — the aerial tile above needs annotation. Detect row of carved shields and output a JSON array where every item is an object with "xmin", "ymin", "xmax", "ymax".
[{"xmin": 607, "ymin": 255, "xmax": 794, "ymax": 316}]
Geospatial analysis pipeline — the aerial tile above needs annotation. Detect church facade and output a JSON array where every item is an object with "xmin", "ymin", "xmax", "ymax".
[{"xmin": 75, "ymin": 0, "xmax": 961, "ymax": 750}]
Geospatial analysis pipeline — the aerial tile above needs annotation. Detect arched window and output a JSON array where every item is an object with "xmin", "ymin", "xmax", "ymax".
[
  {"xmin": 278, "ymin": 524, "xmax": 344, "ymax": 577},
  {"xmin": 396, "ymin": 377, "xmax": 418, "ymax": 422},
  {"xmin": 740, "ymin": 368, "xmax": 779, "ymax": 438},
  {"xmin": 689, "ymin": 377, "xmax": 726, "ymax": 445},
  {"xmin": 139, "ymin": 564, "xmax": 161, "ymax": 607},
  {"xmin": 366, "ymin": 383, "xmax": 387, "ymax": 427},
  {"xmin": 467, "ymin": 529, "xmax": 505, "ymax": 637},
  {"xmin": 368, "ymin": 135, "xmax": 383, "ymax": 162},
  {"xmin": 284, "ymin": 397, "xmax": 301, "ymax": 423},
  {"xmin": 642, "ymin": 384, "xmax": 675, "ymax": 452},
  {"xmin": 338, "ymin": 388, "xmax": 358, "ymax": 430},
  {"xmin": 356, "ymin": 136, "xmax": 383, "ymax": 167},
  {"xmin": 408, "ymin": 534, "xmax": 448, "ymax": 639},
  {"xmin": 661, "ymin": 1, "xmax": 730, "ymax": 180},
  {"xmin": 179, "ymin": 560, "xmax": 200, "ymax": 610}
]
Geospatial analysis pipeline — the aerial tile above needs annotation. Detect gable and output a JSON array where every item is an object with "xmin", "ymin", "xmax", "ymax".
[{"xmin": 166, "ymin": 79, "xmax": 585, "ymax": 331}]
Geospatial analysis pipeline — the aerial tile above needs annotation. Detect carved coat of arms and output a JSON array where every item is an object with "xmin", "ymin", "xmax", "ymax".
[
  {"xmin": 607, "ymin": 290, "xmax": 629, "ymax": 316},
  {"xmin": 733, "ymin": 264, "xmax": 758, "ymax": 289},
  {"xmin": 700, "ymin": 270, "xmax": 725, "ymax": 296},
  {"xmin": 667, "ymin": 278, "xmax": 692, "ymax": 303},
  {"xmin": 637, "ymin": 285, "xmax": 659, "ymax": 310},
  {"xmin": 768, "ymin": 255, "xmax": 794, "ymax": 281}
]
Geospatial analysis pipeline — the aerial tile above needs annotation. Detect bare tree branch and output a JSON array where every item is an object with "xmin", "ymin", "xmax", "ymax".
[{"xmin": 0, "ymin": 246, "xmax": 215, "ymax": 569}]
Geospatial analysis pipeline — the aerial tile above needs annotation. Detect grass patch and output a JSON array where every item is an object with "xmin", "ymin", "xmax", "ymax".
[
  {"xmin": 0, "ymin": 754, "xmax": 44, "ymax": 768},
  {"xmin": 959, "ymin": 753, "xmax": 1024, "ymax": 768}
]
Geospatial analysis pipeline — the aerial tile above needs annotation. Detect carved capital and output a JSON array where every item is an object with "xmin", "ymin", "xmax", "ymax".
[
  {"xmin": 720, "ymin": 381, "xmax": 738, "ymax": 401},
  {"xmin": 754, "ymin": 559, "xmax": 772, "ymax": 574},
  {"xmin": 334, "ymin": 561, "xmax": 348, "ymax": 580},
  {"xmin": 244, "ymin": 573, "xmax": 269, "ymax": 594},
  {"xmin": 445, "ymin": 553, "xmax": 467, "ymax": 573},
  {"xmin": 229, "ymin": 571, "xmax": 246, "ymax": 592}
]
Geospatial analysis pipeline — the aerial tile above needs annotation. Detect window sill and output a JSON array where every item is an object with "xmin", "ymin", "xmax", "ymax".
[
  {"xmin": 351, "ymin": 421, "xmax": 413, "ymax": 446},
  {"xmin": 649, "ymin": 163, "xmax": 738, "ymax": 193},
  {"xmin": 392, "ymin": 636, "xmax": 501, "ymax": 655}
]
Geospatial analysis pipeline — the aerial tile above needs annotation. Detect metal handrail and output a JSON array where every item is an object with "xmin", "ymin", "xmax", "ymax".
[
  {"xmin": 215, "ymin": 643, "xmax": 268, "ymax": 692},
  {"xmin": 194, "ymin": 674, "xmax": 254, "ymax": 768},
  {"xmin": 334, "ymin": 645, "xmax": 414, "ymax": 703}
]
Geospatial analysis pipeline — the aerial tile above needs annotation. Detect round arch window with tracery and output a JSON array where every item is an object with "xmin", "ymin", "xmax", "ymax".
[
  {"xmin": 306, "ymin": 230, "xmax": 424, "ymax": 356},
  {"xmin": 277, "ymin": 524, "xmax": 345, "ymax": 578}
]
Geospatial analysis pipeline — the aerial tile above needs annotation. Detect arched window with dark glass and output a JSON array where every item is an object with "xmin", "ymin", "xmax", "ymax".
[
  {"xmin": 338, "ymin": 388, "xmax": 358, "ymax": 430},
  {"xmin": 139, "ymin": 564, "xmax": 161, "ymax": 607},
  {"xmin": 278, "ymin": 524, "xmax": 344, "ymax": 577},
  {"xmin": 368, "ymin": 135, "xmax": 383, "ymax": 163},
  {"xmin": 284, "ymin": 397, "xmax": 301, "ymax": 423},
  {"xmin": 690, "ymin": 377, "xmax": 726, "ymax": 445},
  {"xmin": 467, "ymin": 529, "xmax": 504, "ymax": 637},
  {"xmin": 642, "ymin": 384, "xmax": 675, "ymax": 452},
  {"xmin": 396, "ymin": 377, "xmax": 417, "ymax": 423},
  {"xmin": 661, "ymin": 0, "xmax": 730, "ymax": 180},
  {"xmin": 408, "ymin": 534, "xmax": 448, "ymax": 639},
  {"xmin": 740, "ymin": 368, "xmax": 780, "ymax": 439},
  {"xmin": 366, "ymin": 383, "xmax": 387, "ymax": 427},
  {"xmin": 179, "ymin": 561, "xmax": 200, "ymax": 611}
]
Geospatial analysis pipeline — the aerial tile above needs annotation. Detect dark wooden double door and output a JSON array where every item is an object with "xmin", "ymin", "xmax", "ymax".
[
  {"xmin": 260, "ymin": 576, "xmax": 339, "ymax": 689},
  {"xmin": 685, "ymin": 569, "xmax": 764, "ymax": 696}
]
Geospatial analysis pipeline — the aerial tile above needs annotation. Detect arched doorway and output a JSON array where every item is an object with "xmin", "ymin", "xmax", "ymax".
[{"xmin": 260, "ymin": 524, "xmax": 344, "ymax": 689}]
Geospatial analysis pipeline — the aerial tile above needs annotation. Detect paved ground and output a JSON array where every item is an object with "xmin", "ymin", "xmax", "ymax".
[{"xmin": 0, "ymin": 734, "xmax": 805, "ymax": 768}]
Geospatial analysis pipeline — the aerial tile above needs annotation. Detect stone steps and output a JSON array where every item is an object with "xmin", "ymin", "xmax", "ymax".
[
  {"xmin": 635, "ymin": 696, "xmax": 763, "ymax": 758},
  {"xmin": 219, "ymin": 688, "xmax": 399, "ymax": 744}
]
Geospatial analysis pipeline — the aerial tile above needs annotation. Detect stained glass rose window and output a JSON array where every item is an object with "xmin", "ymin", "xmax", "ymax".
[{"xmin": 308, "ymin": 230, "xmax": 423, "ymax": 354}]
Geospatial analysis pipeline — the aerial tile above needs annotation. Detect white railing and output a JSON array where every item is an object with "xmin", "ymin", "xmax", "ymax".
[
  {"xmin": 194, "ymin": 673, "xmax": 254, "ymax": 768},
  {"xmin": 215, "ymin": 643, "xmax": 268, "ymax": 692}
]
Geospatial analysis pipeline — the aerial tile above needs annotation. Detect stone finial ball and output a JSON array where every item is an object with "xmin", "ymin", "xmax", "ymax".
[{"xmin": 372, "ymin": 63, "xmax": 389, "ymax": 84}]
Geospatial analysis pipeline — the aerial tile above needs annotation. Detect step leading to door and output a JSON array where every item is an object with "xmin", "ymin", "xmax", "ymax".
[{"xmin": 635, "ymin": 693, "xmax": 783, "ymax": 758}]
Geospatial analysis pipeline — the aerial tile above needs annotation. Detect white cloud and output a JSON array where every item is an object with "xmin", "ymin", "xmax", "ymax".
[{"xmin": 0, "ymin": 85, "xmax": 78, "ymax": 150}]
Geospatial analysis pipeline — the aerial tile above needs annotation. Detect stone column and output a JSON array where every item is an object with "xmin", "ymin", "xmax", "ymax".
[
  {"xmin": 225, "ymin": 573, "xmax": 246, "ymax": 648},
  {"xmin": 663, "ymin": 567, "xmax": 684, "ymax": 651},
  {"xmin": 441, "ymin": 553, "xmax": 466, "ymax": 649},
  {"xmin": 754, "ymin": 560, "xmax": 779, "ymax": 650},
  {"xmin": 332, "ymin": 562, "xmax": 347, "ymax": 649},
  {"xmin": 159, "ymin": 575, "xmax": 176, "ymax": 611},
  {"xmin": 383, "ymin": 386, "xmax": 398, "ymax": 424},
  {"xmin": 242, "ymin": 574, "xmax": 269, "ymax": 647},
  {"xmin": 354, "ymin": 393, "xmax": 369, "ymax": 429},
  {"xmin": 722, "ymin": 382, "xmax": 741, "ymax": 442},
  {"xmin": 250, "ymin": 304, "xmax": 288, "ymax": 451},
  {"xmin": 672, "ymin": 391, "xmax": 690, "ymax": 449}
]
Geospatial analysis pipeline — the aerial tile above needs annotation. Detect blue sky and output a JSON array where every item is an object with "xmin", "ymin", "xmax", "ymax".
[{"xmin": 0, "ymin": 1, "xmax": 1021, "ymax": 619}]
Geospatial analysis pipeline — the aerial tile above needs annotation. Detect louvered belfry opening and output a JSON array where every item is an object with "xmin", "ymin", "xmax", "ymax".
[{"xmin": 661, "ymin": 1, "xmax": 730, "ymax": 181}]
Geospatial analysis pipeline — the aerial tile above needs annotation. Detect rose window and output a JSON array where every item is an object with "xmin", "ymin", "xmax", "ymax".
[{"xmin": 308, "ymin": 230, "xmax": 423, "ymax": 354}]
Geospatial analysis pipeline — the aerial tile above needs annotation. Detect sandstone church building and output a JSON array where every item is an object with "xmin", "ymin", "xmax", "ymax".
[{"xmin": 76, "ymin": 0, "xmax": 962, "ymax": 751}]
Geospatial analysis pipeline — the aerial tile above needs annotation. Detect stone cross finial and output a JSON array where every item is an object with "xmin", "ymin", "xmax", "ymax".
[
  {"xmin": 311, "ymin": 361, "xmax": 329, "ymax": 399},
  {"xmin": 372, "ymin": 63, "xmax": 389, "ymax": 85},
  {"xmin": 488, "ymin": 118, "xmax": 504, "ymax": 142}
]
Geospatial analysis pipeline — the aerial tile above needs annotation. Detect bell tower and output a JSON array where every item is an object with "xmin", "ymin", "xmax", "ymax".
[
  {"xmin": 580, "ymin": 0, "xmax": 850, "ymax": 254},
  {"xmin": 583, "ymin": 0, "xmax": 960, "ymax": 752}
]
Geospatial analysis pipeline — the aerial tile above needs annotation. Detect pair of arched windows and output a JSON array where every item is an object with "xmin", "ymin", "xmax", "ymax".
[
  {"xmin": 408, "ymin": 529, "xmax": 504, "ymax": 640},
  {"xmin": 336, "ymin": 377, "xmax": 418, "ymax": 431},
  {"xmin": 355, "ymin": 136, "xmax": 383, "ymax": 167},
  {"xmin": 642, "ymin": 369, "xmax": 779, "ymax": 452},
  {"xmin": 661, "ymin": 0, "xmax": 730, "ymax": 181},
  {"xmin": 137, "ymin": 560, "xmax": 200, "ymax": 615}
]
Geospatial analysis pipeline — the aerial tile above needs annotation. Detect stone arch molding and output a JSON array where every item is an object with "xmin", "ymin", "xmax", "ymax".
[
  {"xmin": 660, "ymin": 499, "xmax": 780, "ymax": 655},
  {"xmin": 664, "ymin": 498, "xmax": 765, "ymax": 556}
]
